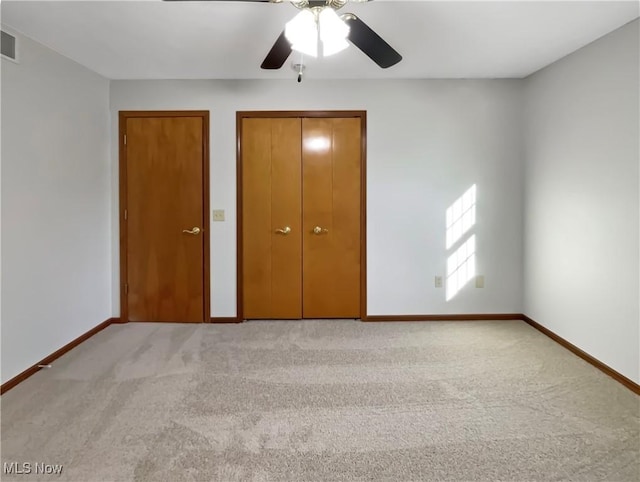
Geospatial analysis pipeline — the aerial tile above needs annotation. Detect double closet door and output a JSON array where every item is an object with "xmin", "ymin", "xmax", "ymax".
[{"xmin": 241, "ymin": 115, "xmax": 363, "ymax": 319}]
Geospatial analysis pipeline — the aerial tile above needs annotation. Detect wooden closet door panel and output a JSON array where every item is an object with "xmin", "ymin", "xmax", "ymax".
[
  {"xmin": 242, "ymin": 118, "xmax": 302, "ymax": 319},
  {"xmin": 302, "ymin": 118, "xmax": 361, "ymax": 318},
  {"xmin": 127, "ymin": 116, "xmax": 204, "ymax": 322},
  {"xmin": 271, "ymin": 119, "xmax": 303, "ymax": 318},
  {"xmin": 242, "ymin": 119, "xmax": 273, "ymax": 318},
  {"xmin": 302, "ymin": 118, "xmax": 333, "ymax": 318}
]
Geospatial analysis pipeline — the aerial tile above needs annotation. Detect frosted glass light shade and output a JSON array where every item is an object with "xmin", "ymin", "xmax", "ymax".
[
  {"xmin": 319, "ymin": 8, "xmax": 349, "ymax": 41},
  {"xmin": 284, "ymin": 8, "xmax": 350, "ymax": 59},
  {"xmin": 285, "ymin": 10, "xmax": 318, "ymax": 57},
  {"xmin": 322, "ymin": 37, "xmax": 349, "ymax": 56},
  {"xmin": 319, "ymin": 7, "xmax": 349, "ymax": 56}
]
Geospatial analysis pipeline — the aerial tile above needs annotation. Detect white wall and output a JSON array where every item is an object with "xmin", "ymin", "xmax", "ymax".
[
  {"xmin": 523, "ymin": 20, "xmax": 640, "ymax": 383},
  {"xmin": 110, "ymin": 79, "xmax": 524, "ymax": 318},
  {"xmin": 1, "ymin": 30, "xmax": 111, "ymax": 383}
]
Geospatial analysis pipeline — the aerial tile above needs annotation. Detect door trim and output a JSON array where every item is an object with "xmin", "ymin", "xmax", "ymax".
[
  {"xmin": 236, "ymin": 110, "xmax": 367, "ymax": 321},
  {"xmin": 119, "ymin": 110, "xmax": 210, "ymax": 323}
]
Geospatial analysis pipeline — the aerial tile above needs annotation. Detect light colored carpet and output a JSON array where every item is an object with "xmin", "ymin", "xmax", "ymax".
[{"xmin": 1, "ymin": 320, "xmax": 638, "ymax": 481}]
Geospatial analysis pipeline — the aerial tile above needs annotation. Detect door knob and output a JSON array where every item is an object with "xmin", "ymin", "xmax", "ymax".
[
  {"xmin": 182, "ymin": 227, "xmax": 202, "ymax": 235},
  {"xmin": 313, "ymin": 226, "xmax": 329, "ymax": 235},
  {"xmin": 275, "ymin": 226, "xmax": 292, "ymax": 235}
]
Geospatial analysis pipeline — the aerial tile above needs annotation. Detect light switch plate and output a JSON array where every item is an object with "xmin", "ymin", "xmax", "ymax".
[
  {"xmin": 475, "ymin": 275, "xmax": 485, "ymax": 288},
  {"xmin": 212, "ymin": 209, "xmax": 225, "ymax": 222}
]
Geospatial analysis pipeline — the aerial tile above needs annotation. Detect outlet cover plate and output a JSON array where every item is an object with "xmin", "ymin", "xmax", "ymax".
[{"xmin": 212, "ymin": 209, "xmax": 225, "ymax": 222}]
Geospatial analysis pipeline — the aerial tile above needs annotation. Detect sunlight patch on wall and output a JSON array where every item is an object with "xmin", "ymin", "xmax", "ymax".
[
  {"xmin": 446, "ymin": 235, "xmax": 476, "ymax": 301},
  {"xmin": 446, "ymin": 184, "xmax": 476, "ymax": 249},
  {"xmin": 445, "ymin": 184, "xmax": 477, "ymax": 301}
]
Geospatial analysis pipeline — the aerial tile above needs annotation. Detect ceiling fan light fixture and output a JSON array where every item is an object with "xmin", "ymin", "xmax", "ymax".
[
  {"xmin": 292, "ymin": 37, "xmax": 318, "ymax": 58},
  {"xmin": 322, "ymin": 37, "xmax": 349, "ymax": 56},
  {"xmin": 319, "ymin": 7, "xmax": 349, "ymax": 41},
  {"xmin": 319, "ymin": 7, "xmax": 350, "ymax": 56},
  {"xmin": 285, "ymin": 9, "xmax": 318, "ymax": 57}
]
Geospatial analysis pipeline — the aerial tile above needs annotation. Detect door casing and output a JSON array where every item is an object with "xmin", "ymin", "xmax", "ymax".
[
  {"xmin": 119, "ymin": 110, "xmax": 210, "ymax": 323},
  {"xmin": 236, "ymin": 110, "xmax": 367, "ymax": 321}
]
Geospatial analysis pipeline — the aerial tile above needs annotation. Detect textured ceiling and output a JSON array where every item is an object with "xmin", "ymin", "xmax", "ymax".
[{"xmin": 2, "ymin": 0, "xmax": 638, "ymax": 79}]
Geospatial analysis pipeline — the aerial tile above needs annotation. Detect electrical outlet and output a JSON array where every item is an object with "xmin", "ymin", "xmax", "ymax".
[
  {"xmin": 212, "ymin": 210, "xmax": 225, "ymax": 222},
  {"xmin": 475, "ymin": 275, "xmax": 485, "ymax": 288},
  {"xmin": 435, "ymin": 276, "xmax": 443, "ymax": 288}
]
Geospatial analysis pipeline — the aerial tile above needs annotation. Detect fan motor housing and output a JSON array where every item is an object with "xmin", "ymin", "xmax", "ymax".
[{"xmin": 294, "ymin": 0, "xmax": 348, "ymax": 11}]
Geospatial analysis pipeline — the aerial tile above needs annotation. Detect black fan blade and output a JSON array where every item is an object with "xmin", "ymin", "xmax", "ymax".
[
  {"xmin": 261, "ymin": 31, "xmax": 292, "ymax": 69},
  {"xmin": 343, "ymin": 14, "xmax": 402, "ymax": 69}
]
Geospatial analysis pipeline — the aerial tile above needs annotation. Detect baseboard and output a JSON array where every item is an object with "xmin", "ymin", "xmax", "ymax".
[
  {"xmin": 0, "ymin": 317, "xmax": 117, "ymax": 395},
  {"xmin": 363, "ymin": 313, "xmax": 522, "ymax": 322},
  {"xmin": 522, "ymin": 315, "xmax": 640, "ymax": 395},
  {"xmin": 4, "ymin": 314, "xmax": 637, "ymax": 396},
  {"xmin": 210, "ymin": 317, "xmax": 242, "ymax": 323},
  {"xmin": 115, "ymin": 317, "xmax": 240, "ymax": 324}
]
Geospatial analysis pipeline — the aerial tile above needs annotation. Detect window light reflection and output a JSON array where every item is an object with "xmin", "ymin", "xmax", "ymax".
[
  {"xmin": 304, "ymin": 136, "xmax": 330, "ymax": 152},
  {"xmin": 446, "ymin": 184, "xmax": 476, "ymax": 249},
  {"xmin": 446, "ymin": 235, "xmax": 476, "ymax": 301}
]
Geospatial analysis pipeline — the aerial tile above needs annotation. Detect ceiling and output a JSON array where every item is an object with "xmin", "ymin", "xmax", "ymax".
[{"xmin": 2, "ymin": 0, "xmax": 638, "ymax": 80}]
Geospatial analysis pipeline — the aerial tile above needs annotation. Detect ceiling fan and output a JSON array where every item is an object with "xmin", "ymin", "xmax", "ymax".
[{"xmin": 163, "ymin": 0, "xmax": 402, "ymax": 70}]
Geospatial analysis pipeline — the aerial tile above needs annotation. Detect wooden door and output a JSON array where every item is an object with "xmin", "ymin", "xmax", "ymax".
[
  {"xmin": 242, "ymin": 118, "xmax": 302, "ymax": 319},
  {"xmin": 123, "ymin": 114, "xmax": 207, "ymax": 322},
  {"xmin": 302, "ymin": 118, "xmax": 361, "ymax": 318}
]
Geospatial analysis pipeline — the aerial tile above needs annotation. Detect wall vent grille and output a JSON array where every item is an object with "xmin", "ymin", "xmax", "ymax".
[{"xmin": 1, "ymin": 30, "xmax": 17, "ymax": 61}]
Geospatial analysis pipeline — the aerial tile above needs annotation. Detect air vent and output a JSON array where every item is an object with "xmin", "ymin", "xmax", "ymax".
[{"xmin": 1, "ymin": 30, "xmax": 17, "ymax": 61}]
